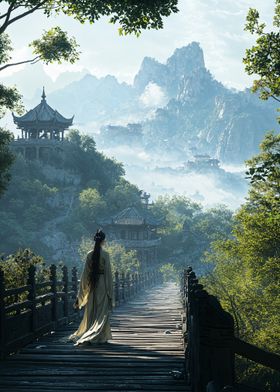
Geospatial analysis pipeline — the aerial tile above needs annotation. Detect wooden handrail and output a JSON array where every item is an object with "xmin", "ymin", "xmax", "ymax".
[
  {"xmin": 182, "ymin": 267, "xmax": 280, "ymax": 392},
  {"xmin": 234, "ymin": 337, "xmax": 280, "ymax": 372},
  {"xmin": 4, "ymin": 285, "xmax": 31, "ymax": 297},
  {"xmin": 0, "ymin": 264, "xmax": 162, "ymax": 359}
]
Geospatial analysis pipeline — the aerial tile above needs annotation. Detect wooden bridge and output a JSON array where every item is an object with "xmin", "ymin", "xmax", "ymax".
[{"xmin": 0, "ymin": 265, "xmax": 279, "ymax": 392}]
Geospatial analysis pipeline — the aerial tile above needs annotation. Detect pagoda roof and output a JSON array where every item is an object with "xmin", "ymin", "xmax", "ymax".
[
  {"xmin": 103, "ymin": 207, "xmax": 161, "ymax": 227},
  {"xmin": 13, "ymin": 88, "xmax": 74, "ymax": 129}
]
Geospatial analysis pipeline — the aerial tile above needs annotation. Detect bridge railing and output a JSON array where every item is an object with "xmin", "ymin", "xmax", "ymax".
[
  {"xmin": 182, "ymin": 267, "xmax": 280, "ymax": 392},
  {"xmin": 0, "ymin": 264, "xmax": 162, "ymax": 359}
]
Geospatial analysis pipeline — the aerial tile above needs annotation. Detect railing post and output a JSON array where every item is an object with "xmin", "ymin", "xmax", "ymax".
[
  {"xmin": 50, "ymin": 264, "xmax": 58, "ymax": 326},
  {"xmin": 114, "ymin": 271, "xmax": 119, "ymax": 307},
  {"xmin": 62, "ymin": 265, "xmax": 69, "ymax": 318},
  {"xmin": 0, "ymin": 268, "xmax": 6, "ymax": 359},
  {"xmin": 27, "ymin": 265, "xmax": 36, "ymax": 333}
]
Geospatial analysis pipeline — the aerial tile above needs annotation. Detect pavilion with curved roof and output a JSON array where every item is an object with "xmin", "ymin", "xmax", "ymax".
[
  {"xmin": 101, "ymin": 206, "xmax": 162, "ymax": 266},
  {"xmin": 12, "ymin": 88, "xmax": 74, "ymax": 160}
]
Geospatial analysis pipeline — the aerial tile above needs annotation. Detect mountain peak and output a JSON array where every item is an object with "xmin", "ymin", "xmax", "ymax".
[{"xmin": 167, "ymin": 42, "xmax": 205, "ymax": 75}]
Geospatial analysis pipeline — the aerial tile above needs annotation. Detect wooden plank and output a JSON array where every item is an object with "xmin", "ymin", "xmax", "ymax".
[{"xmin": 0, "ymin": 283, "xmax": 188, "ymax": 392}]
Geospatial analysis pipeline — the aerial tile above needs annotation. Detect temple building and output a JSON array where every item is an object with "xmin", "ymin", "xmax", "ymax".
[
  {"xmin": 12, "ymin": 88, "xmax": 73, "ymax": 161},
  {"xmin": 102, "ymin": 206, "xmax": 161, "ymax": 267},
  {"xmin": 184, "ymin": 154, "xmax": 220, "ymax": 172}
]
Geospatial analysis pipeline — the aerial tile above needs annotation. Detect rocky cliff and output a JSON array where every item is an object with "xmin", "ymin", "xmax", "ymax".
[{"xmin": 43, "ymin": 42, "xmax": 279, "ymax": 164}]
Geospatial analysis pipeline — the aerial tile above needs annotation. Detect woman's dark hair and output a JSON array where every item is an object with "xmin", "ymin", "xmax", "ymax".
[{"xmin": 90, "ymin": 229, "xmax": 106, "ymax": 288}]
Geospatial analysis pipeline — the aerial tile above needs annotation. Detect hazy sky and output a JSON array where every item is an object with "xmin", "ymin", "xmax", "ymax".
[{"xmin": 2, "ymin": 0, "xmax": 276, "ymax": 90}]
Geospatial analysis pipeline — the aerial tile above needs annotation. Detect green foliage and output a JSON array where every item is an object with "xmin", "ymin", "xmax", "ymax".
[
  {"xmin": 0, "ymin": 84, "xmax": 24, "ymax": 118},
  {"xmin": 150, "ymin": 195, "xmax": 233, "ymax": 270},
  {"xmin": 0, "ymin": 156, "xmax": 59, "ymax": 255},
  {"xmin": 31, "ymin": 26, "xmax": 80, "ymax": 64},
  {"xmin": 202, "ymin": 135, "xmax": 280, "ymax": 390},
  {"xmin": 0, "ymin": 33, "xmax": 12, "ymax": 64},
  {"xmin": 104, "ymin": 242, "xmax": 140, "ymax": 274},
  {"xmin": 0, "ymin": 132, "xmax": 139, "ymax": 262},
  {"xmin": 78, "ymin": 188, "xmax": 106, "ymax": 230},
  {"xmin": 0, "ymin": 248, "xmax": 47, "ymax": 290},
  {"xmin": 105, "ymin": 178, "xmax": 141, "ymax": 213},
  {"xmin": 160, "ymin": 263, "xmax": 178, "ymax": 282},
  {"xmin": 64, "ymin": 130, "xmax": 125, "ymax": 191},
  {"xmin": 245, "ymin": 132, "xmax": 280, "ymax": 208},
  {"xmin": 79, "ymin": 237, "xmax": 140, "ymax": 274},
  {"xmin": 0, "ymin": 128, "xmax": 15, "ymax": 196},
  {"xmin": 243, "ymin": 1, "xmax": 280, "ymax": 104}
]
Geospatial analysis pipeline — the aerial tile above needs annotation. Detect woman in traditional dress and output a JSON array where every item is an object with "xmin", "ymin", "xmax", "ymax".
[{"xmin": 69, "ymin": 229, "xmax": 113, "ymax": 345}]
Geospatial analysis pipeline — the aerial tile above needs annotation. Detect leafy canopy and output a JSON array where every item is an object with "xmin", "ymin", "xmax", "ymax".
[
  {"xmin": 0, "ymin": 128, "xmax": 15, "ymax": 196},
  {"xmin": 243, "ymin": 0, "xmax": 280, "ymax": 103},
  {"xmin": 1, "ymin": 1, "xmax": 178, "ymax": 36}
]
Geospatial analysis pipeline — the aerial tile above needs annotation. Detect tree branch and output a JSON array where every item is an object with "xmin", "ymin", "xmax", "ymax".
[
  {"xmin": 0, "ymin": 1, "xmax": 48, "ymax": 34},
  {"xmin": 271, "ymin": 94, "xmax": 280, "ymax": 103},
  {"xmin": 0, "ymin": 56, "xmax": 41, "ymax": 72},
  {"xmin": 0, "ymin": 2, "xmax": 16, "ymax": 27}
]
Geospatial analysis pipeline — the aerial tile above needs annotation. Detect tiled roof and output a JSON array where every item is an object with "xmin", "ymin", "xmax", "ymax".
[
  {"xmin": 103, "ymin": 207, "xmax": 161, "ymax": 226},
  {"xmin": 13, "ymin": 88, "xmax": 73, "ymax": 128}
]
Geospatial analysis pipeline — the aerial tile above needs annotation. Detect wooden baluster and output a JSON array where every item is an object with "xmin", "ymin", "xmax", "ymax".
[
  {"xmin": 126, "ymin": 272, "xmax": 131, "ymax": 299},
  {"xmin": 139, "ymin": 272, "xmax": 143, "ymax": 291},
  {"xmin": 145, "ymin": 271, "xmax": 148, "ymax": 289},
  {"xmin": 27, "ymin": 265, "xmax": 36, "ymax": 333},
  {"xmin": 0, "ymin": 268, "xmax": 6, "ymax": 359},
  {"xmin": 114, "ymin": 271, "xmax": 119, "ymax": 307},
  {"xmin": 62, "ymin": 265, "xmax": 69, "ymax": 318},
  {"xmin": 72, "ymin": 267, "xmax": 78, "ymax": 296},
  {"xmin": 50, "ymin": 264, "xmax": 58, "ymax": 326},
  {"xmin": 121, "ymin": 272, "xmax": 125, "ymax": 303},
  {"xmin": 71, "ymin": 267, "xmax": 78, "ymax": 315},
  {"xmin": 134, "ymin": 273, "xmax": 138, "ymax": 295},
  {"xmin": 152, "ymin": 270, "xmax": 156, "ymax": 286}
]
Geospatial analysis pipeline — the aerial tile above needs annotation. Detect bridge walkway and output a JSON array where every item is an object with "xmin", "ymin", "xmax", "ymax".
[{"xmin": 0, "ymin": 282, "xmax": 190, "ymax": 392}]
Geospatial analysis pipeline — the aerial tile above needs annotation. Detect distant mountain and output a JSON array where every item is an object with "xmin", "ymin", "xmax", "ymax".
[
  {"xmin": 3, "ymin": 63, "xmax": 89, "ymax": 100},
  {"xmin": 133, "ymin": 42, "xmax": 279, "ymax": 163},
  {"xmin": 15, "ymin": 42, "xmax": 279, "ymax": 163}
]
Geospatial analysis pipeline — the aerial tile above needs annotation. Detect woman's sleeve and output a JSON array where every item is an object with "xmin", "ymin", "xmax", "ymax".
[
  {"xmin": 105, "ymin": 252, "xmax": 113, "ymax": 301},
  {"xmin": 77, "ymin": 253, "xmax": 91, "ymax": 308}
]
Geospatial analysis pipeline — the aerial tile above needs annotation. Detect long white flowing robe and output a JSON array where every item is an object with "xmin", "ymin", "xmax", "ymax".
[{"xmin": 70, "ymin": 247, "xmax": 113, "ymax": 344}]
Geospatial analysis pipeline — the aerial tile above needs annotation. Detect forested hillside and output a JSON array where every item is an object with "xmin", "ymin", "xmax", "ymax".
[{"xmin": 0, "ymin": 129, "xmax": 232, "ymax": 272}]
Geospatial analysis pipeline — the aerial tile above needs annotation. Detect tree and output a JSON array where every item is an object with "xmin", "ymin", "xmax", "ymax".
[
  {"xmin": 64, "ymin": 129, "xmax": 125, "ymax": 190},
  {"xmin": 202, "ymin": 137, "xmax": 280, "ymax": 390},
  {"xmin": 78, "ymin": 188, "xmax": 106, "ymax": 231},
  {"xmin": 105, "ymin": 178, "xmax": 142, "ymax": 213},
  {"xmin": 243, "ymin": 0, "xmax": 280, "ymax": 104},
  {"xmin": 245, "ymin": 132, "xmax": 280, "ymax": 210},
  {"xmin": 0, "ymin": 128, "xmax": 14, "ymax": 196},
  {"xmin": 79, "ymin": 238, "xmax": 140, "ymax": 274}
]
